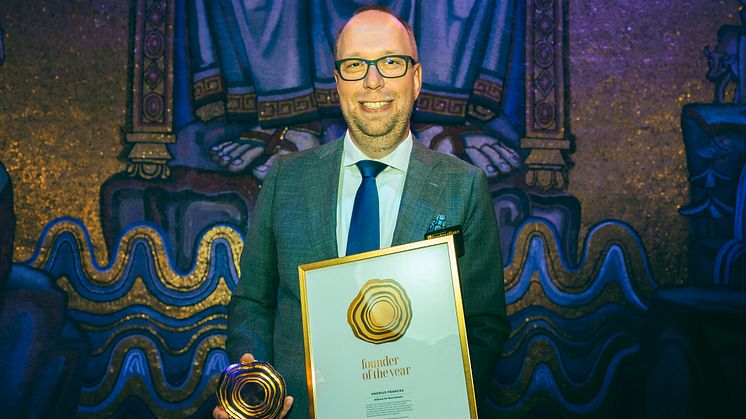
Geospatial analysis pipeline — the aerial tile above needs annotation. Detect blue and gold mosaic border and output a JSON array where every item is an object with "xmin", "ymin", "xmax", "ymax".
[{"xmin": 28, "ymin": 218, "xmax": 655, "ymax": 418}]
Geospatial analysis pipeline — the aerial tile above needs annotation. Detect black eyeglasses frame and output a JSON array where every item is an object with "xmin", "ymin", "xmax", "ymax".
[{"xmin": 334, "ymin": 55, "xmax": 417, "ymax": 81}]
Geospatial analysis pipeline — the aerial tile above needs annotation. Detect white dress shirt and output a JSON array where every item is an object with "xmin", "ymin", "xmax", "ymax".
[{"xmin": 336, "ymin": 131, "xmax": 413, "ymax": 257}]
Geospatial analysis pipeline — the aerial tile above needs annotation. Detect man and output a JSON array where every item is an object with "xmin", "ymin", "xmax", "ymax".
[{"xmin": 215, "ymin": 7, "xmax": 508, "ymax": 418}]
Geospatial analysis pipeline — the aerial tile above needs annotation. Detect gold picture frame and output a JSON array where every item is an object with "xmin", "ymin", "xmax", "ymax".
[{"xmin": 298, "ymin": 235, "xmax": 477, "ymax": 419}]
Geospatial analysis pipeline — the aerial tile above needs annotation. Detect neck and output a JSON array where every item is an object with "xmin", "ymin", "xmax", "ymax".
[{"xmin": 350, "ymin": 124, "xmax": 410, "ymax": 159}]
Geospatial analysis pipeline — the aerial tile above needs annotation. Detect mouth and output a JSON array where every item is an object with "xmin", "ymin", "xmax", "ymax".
[{"xmin": 359, "ymin": 100, "xmax": 393, "ymax": 112}]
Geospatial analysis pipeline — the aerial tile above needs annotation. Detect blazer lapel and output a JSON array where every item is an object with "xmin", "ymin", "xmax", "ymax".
[
  {"xmin": 392, "ymin": 140, "xmax": 444, "ymax": 246},
  {"xmin": 304, "ymin": 139, "xmax": 343, "ymax": 261}
]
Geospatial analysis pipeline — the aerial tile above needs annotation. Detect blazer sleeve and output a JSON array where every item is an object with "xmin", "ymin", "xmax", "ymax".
[
  {"xmin": 459, "ymin": 169, "xmax": 510, "ymax": 407},
  {"xmin": 225, "ymin": 157, "xmax": 282, "ymax": 364}
]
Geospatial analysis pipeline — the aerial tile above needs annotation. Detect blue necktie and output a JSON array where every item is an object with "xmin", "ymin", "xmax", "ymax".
[{"xmin": 346, "ymin": 160, "xmax": 388, "ymax": 256}]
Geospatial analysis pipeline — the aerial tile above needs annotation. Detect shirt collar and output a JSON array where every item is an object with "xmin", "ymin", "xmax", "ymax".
[{"xmin": 341, "ymin": 130, "xmax": 413, "ymax": 173}]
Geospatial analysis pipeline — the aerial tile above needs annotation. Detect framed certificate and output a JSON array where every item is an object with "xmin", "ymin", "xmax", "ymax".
[{"xmin": 298, "ymin": 235, "xmax": 477, "ymax": 419}]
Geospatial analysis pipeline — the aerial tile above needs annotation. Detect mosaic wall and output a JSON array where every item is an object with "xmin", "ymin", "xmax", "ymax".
[
  {"xmin": 26, "ymin": 218, "xmax": 655, "ymax": 417},
  {"xmin": 0, "ymin": 0, "xmax": 128, "ymax": 264},
  {"xmin": 567, "ymin": 0, "xmax": 742, "ymax": 284},
  {"xmin": 0, "ymin": 0, "xmax": 739, "ymax": 285},
  {"xmin": 1, "ymin": 0, "xmax": 745, "ymax": 417}
]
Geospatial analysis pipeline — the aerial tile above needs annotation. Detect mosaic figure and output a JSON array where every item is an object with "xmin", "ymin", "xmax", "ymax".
[{"xmin": 176, "ymin": 0, "xmax": 524, "ymax": 180}]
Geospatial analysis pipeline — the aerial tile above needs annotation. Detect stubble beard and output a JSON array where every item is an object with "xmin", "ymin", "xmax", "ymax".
[{"xmin": 343, "ymin": 100, "xmax": 413, "ymax": 156}]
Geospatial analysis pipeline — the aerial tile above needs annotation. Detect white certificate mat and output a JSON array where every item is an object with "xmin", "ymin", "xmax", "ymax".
[{"xmin": 299, "ymin": 236, "xmax": 476, "ymax": 419}]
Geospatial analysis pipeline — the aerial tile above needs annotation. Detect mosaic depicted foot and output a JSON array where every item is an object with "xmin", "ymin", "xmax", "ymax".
[
  {"xmin": 415, "ymin": 125, "xmax": 522, "ymax": 179},
  {"xmin": 209, "ymin": 127, "xmax": 320, "ymax": 180}
]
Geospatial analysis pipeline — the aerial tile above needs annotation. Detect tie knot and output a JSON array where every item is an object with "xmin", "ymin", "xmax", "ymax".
[{"xmin": 356, "ymin": 160, "xmax": 387, "ymax": 178}]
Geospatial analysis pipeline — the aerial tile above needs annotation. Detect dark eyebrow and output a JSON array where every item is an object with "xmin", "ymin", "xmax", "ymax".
[{"xmin": 342, "ymin": 50, "xmax": 403, "ymax": 58}]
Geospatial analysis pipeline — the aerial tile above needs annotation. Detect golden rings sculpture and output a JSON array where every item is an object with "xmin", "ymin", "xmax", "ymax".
[
  {"xmin": 215, "ymin": 362, "xmax": 286, "ymax": 418},
  {"xmin": 347, "ymin": 279, "xmax": 412, "ymax": 344}
]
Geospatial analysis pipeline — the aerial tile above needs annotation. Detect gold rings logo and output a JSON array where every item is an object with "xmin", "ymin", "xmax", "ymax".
[{"xmin": 347, "ymin": 279, "xmax": 412, "ymax": 344}]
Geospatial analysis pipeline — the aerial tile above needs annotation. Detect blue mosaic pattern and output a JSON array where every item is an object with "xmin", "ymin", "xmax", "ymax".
[{"xmin": 28, "ymin": 217, "xmax": 656, "ymax": 418}]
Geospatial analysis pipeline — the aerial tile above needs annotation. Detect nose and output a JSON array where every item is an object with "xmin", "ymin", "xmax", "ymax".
[{"xmin": 363, "ymin": 64, "xmax": 384, "ymax": 90}]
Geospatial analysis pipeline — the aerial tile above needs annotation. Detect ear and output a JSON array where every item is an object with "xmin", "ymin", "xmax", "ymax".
[
  {"xmin": 334, "ymin": 70, "xmax": 340, "ymax": 93},
  {"xmin": 412, "ymin": 63, "xmax": 422, "ymax": 101}
]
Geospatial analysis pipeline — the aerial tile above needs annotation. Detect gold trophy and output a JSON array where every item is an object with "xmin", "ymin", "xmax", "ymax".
[{"xmin": 215, "ymin": 362, "xmax": 286, "ymax": 418}]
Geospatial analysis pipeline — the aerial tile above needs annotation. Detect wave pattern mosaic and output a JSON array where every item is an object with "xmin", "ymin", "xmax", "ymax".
[
  {"xmin": 30, "ymin": 220, "xmax": 241, "ymax": 418},
  {"xmin": 28, "ymin": 218, "xmax": 655, "ymax": 418},
  {"xmin": 490, "ymin": 220, "xmax": 657, "ymax": 417}
]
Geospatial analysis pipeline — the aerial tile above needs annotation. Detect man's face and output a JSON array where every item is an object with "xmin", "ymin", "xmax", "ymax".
[{"xmin": 334, "ymin": 11, "xmax": 422, "ymax": 157}]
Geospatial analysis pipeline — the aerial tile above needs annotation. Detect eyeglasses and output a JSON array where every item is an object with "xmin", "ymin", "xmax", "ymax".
[{"xmin": 335, "ymin": 55, "xmax": 416, "ymax": 81}]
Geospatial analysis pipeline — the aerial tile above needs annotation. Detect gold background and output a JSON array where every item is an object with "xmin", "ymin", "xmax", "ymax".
[
  {"xmin": 568, "ymin": 1, "xmax": 741, "ymax": 284},
  {"xmin": 0, "ymin": 0, "xmax": 741, "ymax": 284},
  {"xmin": 0, "ymin": 1, "xmax": 128, "ymax": 266}
]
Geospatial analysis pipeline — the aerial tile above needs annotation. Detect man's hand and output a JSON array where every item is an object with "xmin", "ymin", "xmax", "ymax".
[{"xmin": 213, "ymin": 353, "xmax": 294, "ymax": 418}]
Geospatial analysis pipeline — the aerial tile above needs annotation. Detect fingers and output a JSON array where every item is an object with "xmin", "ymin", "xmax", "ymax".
[
  {"xmin": 213, "ymin": 405, "xmax": 229, "ymax": 419},
  {"xmin": 240, "ymin": 353, "xmax": 255, "ymax": 364},
  {"xmin": 280, "ymin": 396, "xmax": 294, "ymax": 418}
]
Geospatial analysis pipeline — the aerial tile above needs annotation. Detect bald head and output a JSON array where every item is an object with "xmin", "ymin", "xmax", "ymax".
[
  {"xmin": 332, "ymin": 7, "xmax": 423, "ymax": 159},
  {"xmin": 334, "ymin": 8, "xmax": 418, "ymax": 61}
]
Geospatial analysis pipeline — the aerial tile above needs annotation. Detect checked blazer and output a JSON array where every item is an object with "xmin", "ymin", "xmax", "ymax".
[{"xmin": 226, "ymin": 137, "xmax": 509, "ymax": 418}]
